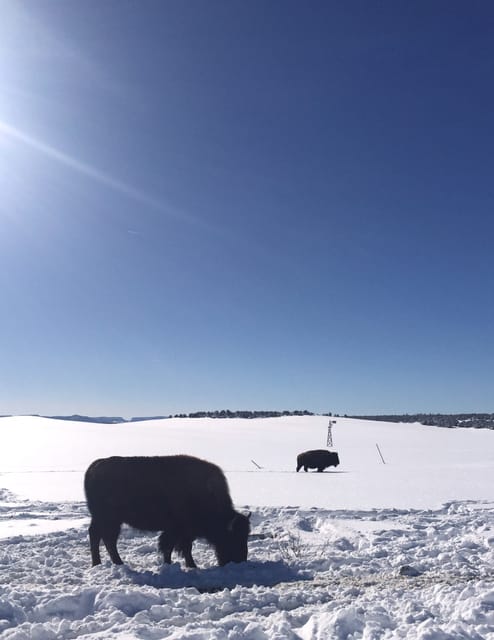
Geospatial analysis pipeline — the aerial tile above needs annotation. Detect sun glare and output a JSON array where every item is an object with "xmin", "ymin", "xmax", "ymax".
[{"xmin": 0, "ymin": 118, "xmax": 197, "ymax": 228}]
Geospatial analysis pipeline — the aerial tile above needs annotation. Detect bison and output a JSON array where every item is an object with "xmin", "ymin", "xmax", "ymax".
[
  {"xmin": 84, "ymin": 455, "xmax": 250, "ymax": 568},
  {"xmin": 296, "ymin": 449, "xmax": 340, "ymax": 472}
]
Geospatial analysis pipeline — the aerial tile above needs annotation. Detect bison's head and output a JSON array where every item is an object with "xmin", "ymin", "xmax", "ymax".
[{"xmin": 216, "ymin": 511, "xmax": 250, "ymax": 565}]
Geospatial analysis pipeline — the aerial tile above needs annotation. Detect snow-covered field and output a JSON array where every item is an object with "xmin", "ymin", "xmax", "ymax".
[{"xmin": 0, "ymin": 415, "xmax": 493, "ymax": 639}]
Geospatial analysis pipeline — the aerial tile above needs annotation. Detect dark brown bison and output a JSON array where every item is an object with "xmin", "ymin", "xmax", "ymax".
[
  {"xmin": 84, "ymin": 455, "xmax": 250, "ymax": 568},
  {"xmin": 296, "ymin": 449, "xmax": 340, "ymax": 472}
]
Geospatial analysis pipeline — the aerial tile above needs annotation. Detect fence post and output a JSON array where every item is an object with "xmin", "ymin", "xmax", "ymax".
[{"xmin": 375, "ymin": 443, "xmax": 386, "ymax": 464}]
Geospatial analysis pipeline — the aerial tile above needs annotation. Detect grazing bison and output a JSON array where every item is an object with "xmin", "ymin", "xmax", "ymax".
[
  {"xmin": 84, "ymin": 455, "xmax": 250, "ymax": 568},
  {"xmin": 296, "ymin": 449, "xmax": 340, "ymax": 473}
]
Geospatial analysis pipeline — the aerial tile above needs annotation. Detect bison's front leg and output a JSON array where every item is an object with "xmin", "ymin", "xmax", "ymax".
[
  {"xmin": 177, "ymin": 538, "xmax": 197, "ymax": 568},
  {"xmin": 159, "ymin": 532, "xmax": 197, "ymax": 568},
  {"xmin": 158, "ymin": 531, "xmax": 174, "ymax": 564}
]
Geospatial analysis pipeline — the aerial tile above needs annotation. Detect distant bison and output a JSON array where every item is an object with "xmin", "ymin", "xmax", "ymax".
[
  {"xmin": 84, "ymin": 455, "xmax": 250, "ymax": 568},
  {"xmin": 296, "ymin": 449, "xmax": 340, "ymax": 472}
]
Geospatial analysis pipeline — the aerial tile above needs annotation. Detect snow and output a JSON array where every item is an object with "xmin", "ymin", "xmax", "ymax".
[{"xmin": 0, "ymin": 415, "xmax": 493, "ymax": 639}]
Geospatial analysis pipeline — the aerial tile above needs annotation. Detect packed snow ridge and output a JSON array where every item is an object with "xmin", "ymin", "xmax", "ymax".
[{"xmin": 0, "ymin": 415, "xmax": 493, "ymax": 639}]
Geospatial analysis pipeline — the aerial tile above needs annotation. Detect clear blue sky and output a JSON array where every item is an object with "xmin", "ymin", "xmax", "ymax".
[{"xmin": 1, "ymin": 1, "xmax": 493, "ymax": 416}]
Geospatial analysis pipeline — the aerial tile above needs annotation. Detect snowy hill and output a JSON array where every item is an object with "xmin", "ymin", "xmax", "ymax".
[
  {"xmin": 1, "ymin": 414, "xmax": 492, "ymax": 509},
  {"xmin": 0, "ymin": 415, "xmax": 492, "ymax": 639}
]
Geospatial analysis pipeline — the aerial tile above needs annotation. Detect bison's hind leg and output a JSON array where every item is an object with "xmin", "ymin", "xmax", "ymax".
[
  {"xmin": 101, "ymin": 521, "xmax": 123, "ymax": 565},
  {"xmin": 89, "ymin": 520, "xmax": 102, "ymax": 566}
]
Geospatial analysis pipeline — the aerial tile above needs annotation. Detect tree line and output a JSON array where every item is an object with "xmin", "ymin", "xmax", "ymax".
[
  {"xmin": 349, "ymin": 413, "xmax": 494, "ymax": 429},
  {"xmin": 173, "ymin": 409, "xmax": 314, "ymax": 419}
]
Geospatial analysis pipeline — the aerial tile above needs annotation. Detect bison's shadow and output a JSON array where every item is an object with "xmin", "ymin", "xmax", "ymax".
[
  {"xmin": 120, "ymin": 560, "xmax": 309, "ymax": 592},
  {"xmin": 295, "ymin": 470, "xmax": 347, "ymax": 474}
]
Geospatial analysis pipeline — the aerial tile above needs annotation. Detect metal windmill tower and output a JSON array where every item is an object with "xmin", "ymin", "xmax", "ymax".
[{"xmin": 327, "ymin": 418, "xmax": 336, "ymax": 448}]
